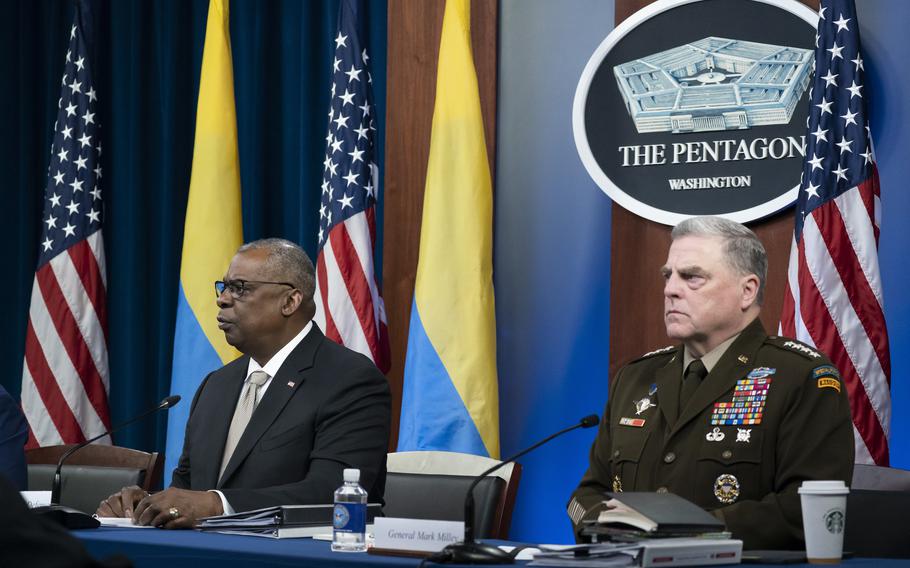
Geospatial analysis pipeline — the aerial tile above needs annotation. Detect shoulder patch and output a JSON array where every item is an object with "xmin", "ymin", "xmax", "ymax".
[
  {"xmin": 766, "ymin": 337, "xmax": 822, "ymax": 359},
  {"xmin": 634, "ymin": 345, "xmax": 678, "ymax": 362},
  {"xmin": 812, "ymin": 365, "xmax": 840, "ymax": 379},
  {"xmin": 813, "ymin": 365, "xmax": 842, "ymax": 392}
]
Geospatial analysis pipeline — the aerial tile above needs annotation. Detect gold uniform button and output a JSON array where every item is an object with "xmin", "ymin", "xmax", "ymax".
[
  {"xmin": 656, "ymin": 486, "xmax": 669, "ymax": 494},
  {"xmin": 722, "ymin": 450, "xmax": 733, "ymax": 459},
  {"xmin": 663, "ymin": 452, "xmax": 676, "ymax": 464}
]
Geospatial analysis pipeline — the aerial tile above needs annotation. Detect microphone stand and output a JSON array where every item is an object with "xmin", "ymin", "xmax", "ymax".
[
  {"xmin": 35, "ymin": 396, "xmax": 181, "ymax": 529},
  {"xmin": 429, "ymin": 415, "xmax": 600, "ymax": 564}
]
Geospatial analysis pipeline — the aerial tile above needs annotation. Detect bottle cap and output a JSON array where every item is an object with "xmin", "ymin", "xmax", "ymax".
[{"xmin": 343, "ymin": 468, "xmax": 360, "ymax": 483}]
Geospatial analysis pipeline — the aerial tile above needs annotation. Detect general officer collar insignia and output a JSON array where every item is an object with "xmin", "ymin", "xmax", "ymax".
[
  {"xmin": 714, "ymin": 474, "xmax": 740, "ymax": 504},
  {"xmin": 737, "ymin": 355, "xmax": 749, "ymax": 364}
]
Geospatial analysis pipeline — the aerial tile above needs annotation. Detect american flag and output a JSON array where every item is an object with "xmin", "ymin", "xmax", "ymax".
[
  {"xmin": 780, "ymin": 0, "xmax": 890, "ymax": 465},
  {"xmin": 21, "ymin": 1, "xmax": 112, "ymax": 447},
  {"xmin": 313, "ymin": 0, "xmax": 390, "ymax": 372}
]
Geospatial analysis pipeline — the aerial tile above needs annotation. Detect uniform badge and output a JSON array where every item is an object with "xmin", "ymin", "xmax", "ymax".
[
  {"xmin": 649, "ymin": 383, "xmax": 658, "ymax": 396},
  {"xmin": 714, "ymin": 474, "xmax": 740, "ymax": 504},
  {"xmin": 813, "ymin": 365, "xmax": 842, "ymax": 392},
  {"xmin": 736, "ymin": 428, "xmax": 751, "ymax": 443},
  {"xmin": 706, "ymin": 427, "xmax": 725, "ymax": 442},
  {"xmin": 634, "ymin": 397, "xmax": 656, "ymax": 415},
  {"xmin": 642, "ymin": 345, "xmax": 674, "ymax": 358},
  {"xmin": 737, "ymin": 355, "xmax": 749, "ymax": 364},
  {"xmin": 612, "ymin": 475, "xmax": 623, "ymax": 493},
  {"xmin": 783, "ymin": 340, "xmax": 821, "ymax": 358},
  {"xmin": 710, "ymin": 376, "xmax": 772, "ymax": 426},
  {"xmin": 747, "ymin": 367, "xmax": 776, "ymax": 379},
  {"xmin": 619, "ymin": 417, "xmax": 646, "ymax": 427},
  {"xmin": 817, "ymin": 378, "xmax": 841, "ymax": 392}
]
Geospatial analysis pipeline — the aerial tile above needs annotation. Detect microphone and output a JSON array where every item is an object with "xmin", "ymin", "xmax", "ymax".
[
  {"xmin": 51, "ymin": 395, "xmax": 181, "ymax": 505},
  {"xmin": 34, "ymin": 395, "xmax": 181, "ymax": 530},
  {"xmin": 430, "ymin": 414, "xmax": 600, "ymax": 564}
]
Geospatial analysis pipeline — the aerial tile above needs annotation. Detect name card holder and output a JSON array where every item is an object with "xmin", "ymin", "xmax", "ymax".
[
  {"xmin": 370, "ymin": 517, "xmax": 465, "ymax": 556},
  {"xmin": 20, "ymin": 491, "xmax": 52, "ymax": 508}
]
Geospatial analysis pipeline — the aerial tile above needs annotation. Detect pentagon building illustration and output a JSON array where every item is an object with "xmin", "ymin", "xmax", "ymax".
[{"xmin": 613, "ymin": 37, "xmax": 813, "ymax": 134}]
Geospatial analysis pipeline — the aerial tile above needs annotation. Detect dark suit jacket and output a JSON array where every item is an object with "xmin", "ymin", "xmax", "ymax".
[
  {"xmin": 0, "ymin": 385, "xmax": 28, "ymax": 491},
  {"xmin": 171, "ymin": 326, "xmax": 391, "ymax": 512}
]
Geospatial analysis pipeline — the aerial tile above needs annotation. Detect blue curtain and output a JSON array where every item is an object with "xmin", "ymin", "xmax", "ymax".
[{"xmin": 0, "ymin": 0, "xmax": 387, "ymax": 459}]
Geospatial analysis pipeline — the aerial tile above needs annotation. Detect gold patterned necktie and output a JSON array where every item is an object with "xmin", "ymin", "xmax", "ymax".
[
  {"xmin": 219, "ymin": 370, "xmax": 270, "ymax": 479},
  {"xmin": 679, "ymin": 359, "xmax": 707, "ymax": 413}
]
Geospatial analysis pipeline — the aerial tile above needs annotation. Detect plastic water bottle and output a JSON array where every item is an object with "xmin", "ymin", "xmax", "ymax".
[{"xmin": 332, "ymin": 468, "xmax": 368, "ymax": 552}]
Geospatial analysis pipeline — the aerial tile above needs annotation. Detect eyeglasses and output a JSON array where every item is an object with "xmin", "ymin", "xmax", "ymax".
[{"xmin": 214, "ymin": 279, "xmax": 296, "ymax": 299}]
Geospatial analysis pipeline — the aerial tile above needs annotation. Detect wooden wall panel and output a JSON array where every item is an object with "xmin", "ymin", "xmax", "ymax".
[
  {"xmin": 609, "ymin": 0, "xmax": 818, "ymax": 379},
  {"xmin": 383, "ymin": 0, "xmax": 498, "ymax": 449}
]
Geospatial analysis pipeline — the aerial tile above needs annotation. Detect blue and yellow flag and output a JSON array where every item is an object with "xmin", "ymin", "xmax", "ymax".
[
  {"xmin": 397, "ymin": 0, "xmax": 499, "ymax": 458},
  {"xmin": 164, "ymin": 0, "xmax": 243, "ymax": 477}
]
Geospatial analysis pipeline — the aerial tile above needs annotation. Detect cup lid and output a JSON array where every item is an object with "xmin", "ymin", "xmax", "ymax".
[{"xmin": 798, "ymin": 480, "xmax": 849, "ymax": 495}]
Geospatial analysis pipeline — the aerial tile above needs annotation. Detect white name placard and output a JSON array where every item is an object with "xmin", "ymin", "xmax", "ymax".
[
  {"xmin": 20, "ymin": 491, "xmax": 52, "ymax": 508},
  {"xmin": 373, "ymin": 517, "xmax": 464, "ymax": 553}
]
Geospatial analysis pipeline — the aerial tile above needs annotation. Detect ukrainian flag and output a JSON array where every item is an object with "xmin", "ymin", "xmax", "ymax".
[
  {"xmin": 397, "ymin": 0, "xmax": 499, "ymax": 458},
  {"xmin": 165, "ymin": 0, "xmax": 243, "ymax": 476}
]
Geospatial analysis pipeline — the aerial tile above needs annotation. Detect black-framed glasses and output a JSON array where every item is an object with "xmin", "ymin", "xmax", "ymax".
[{"xmin": 214, "ymin": 279, "xmax": 295, "ymax": 299}]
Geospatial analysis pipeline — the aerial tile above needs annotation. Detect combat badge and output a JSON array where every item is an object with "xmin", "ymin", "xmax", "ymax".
[
  {"xmin": 714, "ymin": 474, "xmax": 740, "ymax": 504},
  {"xmin": 612, "ymin": 475, "xmax": 623, "ymax": 493},
  {"xmin": 747, "ymin": 367, "xmax": 776, "ymax": 379}
]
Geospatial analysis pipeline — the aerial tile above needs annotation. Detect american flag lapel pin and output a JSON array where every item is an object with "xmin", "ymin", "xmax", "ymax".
[{"xmin": 287, "ymin": 381, "xmax": 296, "ymax": 388}]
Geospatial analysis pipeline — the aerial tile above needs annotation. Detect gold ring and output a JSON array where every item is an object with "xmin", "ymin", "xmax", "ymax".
[{"xmin": 169, "ymin": 507, "xmax": 180, "ymax": 519}]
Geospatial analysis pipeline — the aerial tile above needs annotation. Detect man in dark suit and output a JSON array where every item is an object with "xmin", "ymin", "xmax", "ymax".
[{"xmin": 97, "ymin": 239, "xmax": 390, "ymax": 528}]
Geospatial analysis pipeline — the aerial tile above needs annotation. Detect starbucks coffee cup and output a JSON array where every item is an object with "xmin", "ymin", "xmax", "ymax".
[{"xmin": 799, "ymin": 480, "xmax": 849, "ymax": 564}]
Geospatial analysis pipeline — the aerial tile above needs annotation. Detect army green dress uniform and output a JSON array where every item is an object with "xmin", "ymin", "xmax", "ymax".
[{"xmin": 568, "ymin": 318, "xmax": 854, "ymax": 550}]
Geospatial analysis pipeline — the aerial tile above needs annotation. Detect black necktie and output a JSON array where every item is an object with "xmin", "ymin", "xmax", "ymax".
[{"xmin": 679, "ymin": 359, "xmax": 708, "ymax": 413}]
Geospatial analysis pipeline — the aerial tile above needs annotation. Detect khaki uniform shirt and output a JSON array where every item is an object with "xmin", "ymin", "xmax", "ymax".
[{"xmin": 568, "ymin": 318, "xmax": 854, "ymax": 550}]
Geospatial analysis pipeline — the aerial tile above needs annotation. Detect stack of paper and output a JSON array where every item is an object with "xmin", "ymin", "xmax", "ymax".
[
  {"xmin": 528, "ymin": 539, "xmax": 742, "ymax": 568},
  {"xmin": 529, "ymin": 543, "xmax": 638, "ymax": 567},
  {"xmin": 196, "ymin": 503, "xmax": 380, "ymax": 539}
]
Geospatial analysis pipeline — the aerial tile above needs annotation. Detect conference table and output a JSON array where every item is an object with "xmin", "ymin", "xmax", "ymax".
[{"xmin": 73, "ymin": 527, "xmax": 903, "ymax": 568}]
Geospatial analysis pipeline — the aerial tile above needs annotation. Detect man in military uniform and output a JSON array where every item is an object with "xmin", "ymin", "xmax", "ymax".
[{"xmin": 568, "ymin": 216, "xmax": 854, "ymax": 550}]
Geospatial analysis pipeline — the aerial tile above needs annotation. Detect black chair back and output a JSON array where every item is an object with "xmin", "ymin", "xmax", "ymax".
[
  {"xmin": 845, "ymin": 489, "xmax": 910, "ymax": 558},
  {"xmin": 28, "ymin": 464, "xmax": 145, "ymax": 514},
  {"xmin": 383, "ymin": 472, "xmax": 505, "ymax": 539}
]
